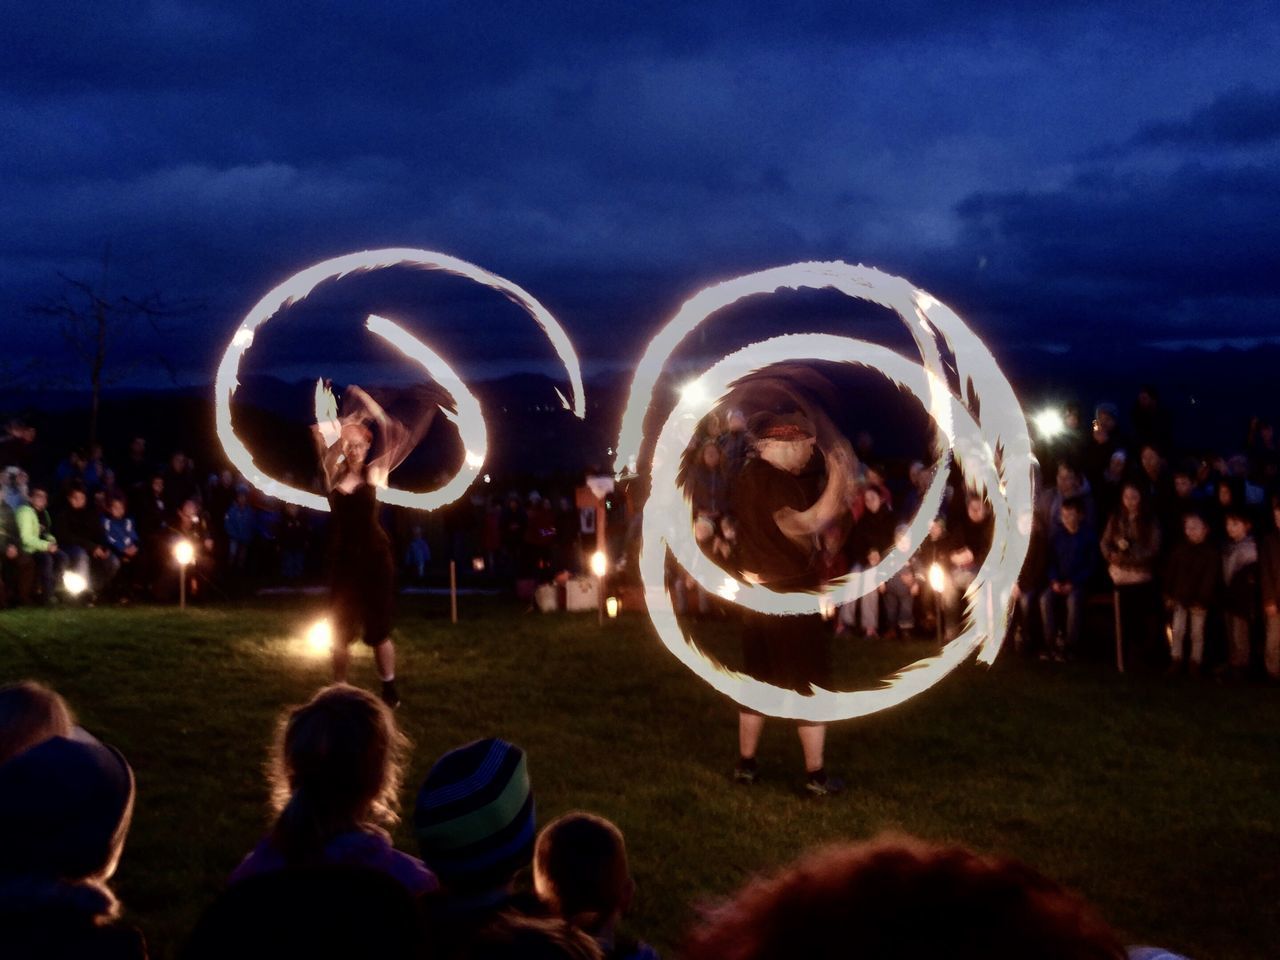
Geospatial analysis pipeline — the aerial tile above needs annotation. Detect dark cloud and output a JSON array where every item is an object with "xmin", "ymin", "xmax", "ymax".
[
  {"xmin": 2, "ymin": 1, "xmax": 1279, "ymax": 385},
  {"xmin": 1132, "ymin": 86, "xmax": 1280, "ymax": 149}
]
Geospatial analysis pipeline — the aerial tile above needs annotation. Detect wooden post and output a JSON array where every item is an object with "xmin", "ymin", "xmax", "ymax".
[
  {"xmin": 449, "ymin": 560, "xmax": 458, "ymax": 625},
  {"xmin": 179, "ymin": 565, "xmax": 186, "ymax": 611},
  {"xmin": 1112, "ymin": 590, "xmax": 1125, "ymax": 673}
]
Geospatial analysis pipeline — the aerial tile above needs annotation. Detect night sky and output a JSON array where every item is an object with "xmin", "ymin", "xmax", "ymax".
[{"xmin": 4, "ymin": 1, "xmax": 1279, "ymax": 388}]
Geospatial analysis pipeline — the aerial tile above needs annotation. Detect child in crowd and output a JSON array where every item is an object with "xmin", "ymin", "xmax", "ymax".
[
  {"xmin": 1222, "ymin": 508, "xmax": 1259, "ymax": 677},
  {"xmin": 534, "ymin": 812, "xmax": 659, "ymax": 960},
  {"xmin": 1042, "ymin": 498, "xmax": 1096, "ymax": 661},
  {"xmin": 0, "ymin": 694, "xmax": 145, "ymax": 960},
  {"xmin": 0, "ymin": 680, "xmax": 75, "ymax": 765},
  {"xmin": 881, "ymin": 524, "xmax": 919, "ymax": 639},
  {"xmin": 414, "ymin": 738, "xmax": 539, "ymax": 959},
  {"xmin": 231, "ymin": 685, "xmax": 436, "ymax": 895},
  {"xmin": 1163, "ymin": 513, "xmax": 1219, "ymax": 674}
]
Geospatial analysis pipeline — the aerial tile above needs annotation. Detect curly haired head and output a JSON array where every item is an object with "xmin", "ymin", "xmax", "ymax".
[
  {"xmin": 268, "ymin": 684, "xmax": 408, "ymax": 863},
  {"xmin": 683, "ymin": 835, "xmax": 1125, "ymax": 960}
]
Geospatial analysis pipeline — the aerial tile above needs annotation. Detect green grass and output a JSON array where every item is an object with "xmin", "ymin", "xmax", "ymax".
[{"xmin": 1, "ymin": 599, "xmax": 1276, "ymax": 959}]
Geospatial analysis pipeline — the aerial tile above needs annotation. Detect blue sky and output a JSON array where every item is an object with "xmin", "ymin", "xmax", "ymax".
[{"xmin": 3, "ymin": 1, "xmax": 1278, "ymax": 385}]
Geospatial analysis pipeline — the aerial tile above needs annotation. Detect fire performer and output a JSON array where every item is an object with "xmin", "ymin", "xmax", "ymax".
[
  {"xmin": 729, "ymin": 409, "xmax": 854, "ymax": 796},
  {"xmin": 312, "ymin": 382, "xmax": 434, "ymax": 708}
]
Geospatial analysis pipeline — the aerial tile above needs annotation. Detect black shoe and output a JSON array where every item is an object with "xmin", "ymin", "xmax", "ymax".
[
  {"xmin": 804, "ymin": 772, "xmax": 845, "ymax": 798},
  {"xmin": 380, "ymin": 679, "xmax": 401, "ymax": 709},
  {"xmin": 733, "ymin": 758, "xmax": 760, "ymax": 785}
]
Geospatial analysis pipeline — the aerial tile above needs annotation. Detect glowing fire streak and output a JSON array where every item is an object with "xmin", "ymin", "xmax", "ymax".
[
  {"xmin": 621, "ymin": 263, "xmax": 1034, "ymax": 722},
  {"xmin": 214, "ymin": 249, "xmax": 585, "ymax": 512}
]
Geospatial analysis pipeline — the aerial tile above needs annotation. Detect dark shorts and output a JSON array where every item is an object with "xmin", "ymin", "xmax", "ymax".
[
  {"xmin": 740, "ymin": 609, "xmax": 833, "ymax": 700},
  {"xmin": 331, "ymin": 550, "xmax": 396, "ymax": 647}
]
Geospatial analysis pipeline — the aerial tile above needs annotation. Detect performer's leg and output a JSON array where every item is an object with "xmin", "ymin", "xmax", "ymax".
[
  {"xmin": 331, "ymin": 641, "xmax": 351, "ymax": 684},
  {"xmin": 738, "ymin": 711, "xmax": 765, "ymax": 760},
  {"xmin": 374, "ymin": 639, "xmax": 395, "ymax": 683},
  {"xmin": 796, "ymin": 722, "xmax": 824, "ymax": 773}
]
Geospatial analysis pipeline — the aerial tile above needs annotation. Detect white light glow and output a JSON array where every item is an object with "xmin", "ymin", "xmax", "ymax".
[
  {"xmin": 213, "ymin": 249, "xmax": 585, "ymax": 513},
  {"xmin": 619, "ymin": 262, "xmax": 1034, "ymax": 721},
  {"xmin": 62, "ymin": 570, "xmax": 88, "ymax": 596},
  {"xmin": 304, "ymin": 619, "xmax": 333, "ymax": 655},
  {"xmin": 1033, "ymin": 408, "xmax": 1066, "ymax": 439},
  {"xmin": 929, "ymin": 562, "xmax": 947, "ymax": 593},
  {"xmin": 590, "ymin": 551, "xmax": 608, "ymax": 578},
  {"xmin": 606, "ymin": 597, "xmax": 619, "ymax": 618},
  {"xmin": 173, "ymin": 540, "xmax": 195, "ymax": 566}
]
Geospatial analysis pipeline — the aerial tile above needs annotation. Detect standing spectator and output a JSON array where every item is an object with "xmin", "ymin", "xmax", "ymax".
[
  {"xmin": 163, "ymin": 450, "xmax": 201, "ymax": 510},
  {"xmin": 1083, "ymin": 402, "xmax": 1122, "ymax": 491},
  {"xmin": 15, "ymin": 487, "xmax": 62, "ymax": 604},
  {"xmin": 1259, "ymin": 496, "xmax": 1280, "ymax": 681},
  {"xmin": 1101, "ymin": 483, "xmax": 1162, "ymax": 669},
  {"xmin": 1012, "ymin": 507, "xmax": 1048, "ymax": 655},
  {"xmin": 278, "ymin": 502, "xmax": 309, "ymax": 585},
  {"xmin": 82, "ymin": 443, "xmax": 109, "ymax": 493},
  {"xmin": 117, "ymin": 436, "xmax": 151, "ymax": 495},
  {"xmin": 0, "ymin": 418, "xmax": 37, "ymax": 471},
  {"xmin": 403, "ymin": 524, "xmax": 431, "ymax": 582},
  {"xmin": 1163, "ymin": 514, "xmax": 1219, "ymax": 675},
  {"xmin": 2, "ymin": 466, "xmax": 30, "ymax": 511},
  {"xmin": 1132, "ymin": 385, "xmax": 1173, "ymax": 456},
  {"xmin": 881, "ymin": 525, "xmax": 920, "ymax": 640},
  {"xmin": 223, "ymin": 486, "xmax": 256, "ymax": 584},
  {"xmin": 839, "ymin": 485, "xmax": 895, "ymax": 638},
  {"xmin": 170, "ymin": 499, "xmax": 216, "ymax": 601},
  {"xmin": 53, "ymin": 448, "xmax": 87, "ymax": 494},
  {"xmin": 1222, "ymin": 507, "xmax": 1259, "ymax": 678},
  {"xmin": 54, "ymin": 483, "xmax": 118, "ymax": 597},
  {"xmin": 943, "ymin": 493, "xmax": 993, "ymax": 641},
  {"xmin": 1041, "ymin": 498, "xmax": 1096, "ymax": 661}
]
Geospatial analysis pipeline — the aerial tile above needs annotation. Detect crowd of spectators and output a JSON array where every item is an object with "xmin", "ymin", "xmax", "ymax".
[
  {"xmin": 0, "ymin": 419, "xmax": 614, "ymax": 610},
  {"xmin": 0, "ymin": 678, "xmax": 1189, "ymax": 959},
  {"xmin": 678, "ymin": 389, "xmax": 1280, "ymax": 680}
]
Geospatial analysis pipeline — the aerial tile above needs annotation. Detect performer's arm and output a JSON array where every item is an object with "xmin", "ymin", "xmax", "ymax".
[{"xmin": 774, "ymin": 442, "xmax": 855, "ymax": 544}]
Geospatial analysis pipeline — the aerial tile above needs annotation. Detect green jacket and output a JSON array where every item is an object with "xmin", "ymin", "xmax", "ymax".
[{"xmin": 15, "ymin": 504, "xmax": 56, "ymax": 554}]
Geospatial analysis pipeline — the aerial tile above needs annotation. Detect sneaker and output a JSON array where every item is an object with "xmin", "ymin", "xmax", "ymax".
[
  {"xmin": 804, "ymin": 773, "xmax": 845, "ymax": 798},
  {"xmin": 732, "ymin": 759, "xmax": 760, "ymax": 785},
  {"xmin": 380, "ymin": 679, "xmax": 401, "ymax": 710}
]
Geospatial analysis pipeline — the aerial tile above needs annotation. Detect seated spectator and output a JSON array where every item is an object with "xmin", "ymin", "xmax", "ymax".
[
  {"xmin": 0, "ymin": 495, "xmax": 36, "ymax": 607},
  {"xmin": 467, "ymin": 913, "xmax": 603, "ymax": 960},
  {"xmin": 169, "ymin": 499, "xmax": 216, "ymax": 601},
  {"xmin": 15, "ymin": 487, "xmax": 63, "ymax": 604},
  {"xmin": 0, "ymin": 680, "xmax": 75, "ymax": 765},
  {"xmin": 1041, "ymin": 498, "xmax": 1096, "ymax": 661},
  {"xmin": 231, "ymin": 684, "xmax": 436, "ymax": 895},
  {"xmin": 1260, "ymin": 495, "xmax": 1280, "ymax": 681},
  {"xmin": 0, "ymin": 718, "xmax": 145, "ymax": 959},
  {"xmin": 1222, "ymin": 507, "xmax": 1259, "ymax": 678},
  {"xmin": 54, "ymin": 483, "xmax": 118, "ymax": 599},
  {"xmin": 681, "ymin": 834, "xmax": 1126, "ymax": 960},
  {"xmin": 1163, "ymin": 513, "xmax": 1219, "ymax": 675},
  {"xmin": 414, "ymin": 738, "xmax": 539, "ymax": 959},
  {"xmin": 102, "ymin": 494, "xmax": 141, "ymax": 601},
  {"xmin": 183, "ymin": 864, "xmax": 420, "ymax": 960},
  {"xmin": 534, "ymin": 811, "xmax": 658, "ymax": 960}
]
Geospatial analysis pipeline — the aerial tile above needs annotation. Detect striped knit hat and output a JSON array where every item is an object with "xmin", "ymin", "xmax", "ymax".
[{"xmin": 413, "ymin": 738, "xmax": 535, "ymax": 893}]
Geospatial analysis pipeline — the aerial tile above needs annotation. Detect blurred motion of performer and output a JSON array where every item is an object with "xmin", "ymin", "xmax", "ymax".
[
  {"xmin": 730, "ymin": 410, "xmax": 853, "ymax": 796},
  {"xmin": 313, "ymin": 382, "xmax": 435, "ymax": 708}
]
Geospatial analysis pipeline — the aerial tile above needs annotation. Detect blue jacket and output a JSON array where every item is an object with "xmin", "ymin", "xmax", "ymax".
[
  {"xmin": 1047, "ymin": 523, "xmax": 1097, "ymax": 587},
  {"xmin": 224, "ymin": 503, "xmax": 256, "ymax": 543},
  {"xmin": 103, "ymin": 516, "xmax": 139, "ymax": 555}
]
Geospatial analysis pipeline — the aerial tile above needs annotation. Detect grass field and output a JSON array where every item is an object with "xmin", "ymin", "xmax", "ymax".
[{"xmin": 1, "ymin": 597, "xmax": 1276, "ymax": 959}]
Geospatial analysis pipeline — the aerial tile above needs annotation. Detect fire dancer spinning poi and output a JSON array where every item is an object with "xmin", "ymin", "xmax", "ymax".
[{"xmin": 312, "ymin": 381, "xmax": 436, "ymax": 708}]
